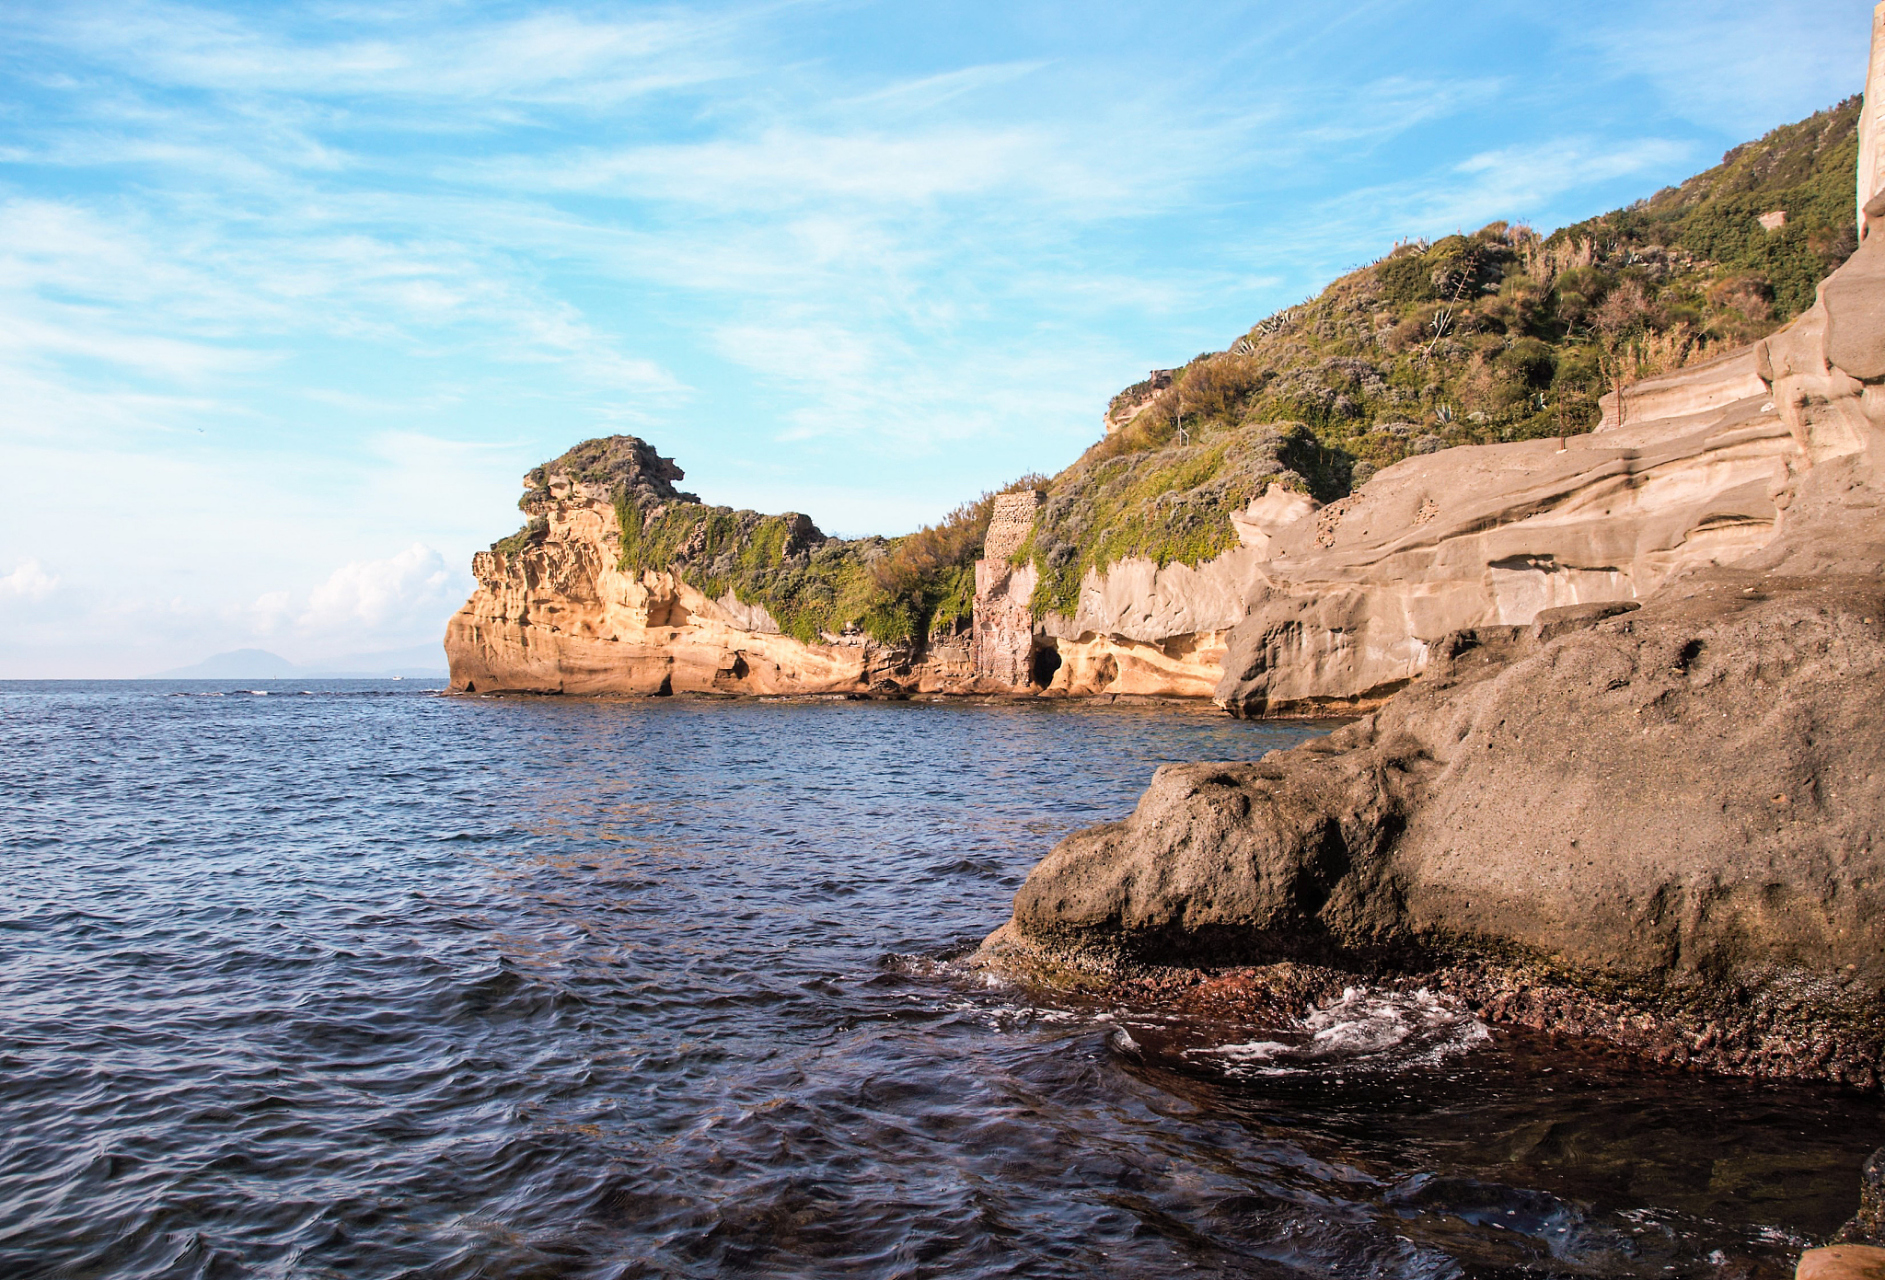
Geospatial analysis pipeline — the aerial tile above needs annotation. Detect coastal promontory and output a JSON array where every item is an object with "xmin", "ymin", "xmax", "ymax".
[
  {"xmin": 448, "ymin": 97, "xmax": 1865, "ymax": 715},
  {"xmin": 977, "ymin": 67, "xmax": 1885, "ymax": 1089}
]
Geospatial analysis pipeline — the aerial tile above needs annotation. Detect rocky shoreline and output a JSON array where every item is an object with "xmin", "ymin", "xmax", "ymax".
[
  {"xmin": 966, "ymin": 45, "xmax": 1885, "ymax": 1099},
  {"xmin": 977, "ymin": 564, "xmax": 1885, "ymax": 1090},
  {"xmin": 446, "ymin": 14, "xmax": 1885, "ymax": 1108}
]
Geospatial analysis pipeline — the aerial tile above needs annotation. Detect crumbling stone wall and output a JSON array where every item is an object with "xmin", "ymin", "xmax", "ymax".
[
  {"xmin": 973, "ymin": 491, "xmax": 1043, "ymax": 685},
  {"xmin": 983, "ymin": 491, "xmax": 1042, "ymax": 563}
]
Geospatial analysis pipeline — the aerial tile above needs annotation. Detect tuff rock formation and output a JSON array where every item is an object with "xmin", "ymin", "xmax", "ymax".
[
  {"xmin": 1207, "ymin": 353, "xmax": 1791, "ymax": 715},
  {"xmin": 445, "ymin": 443, "xmax": 985, "ymax": 696},
  {"xmin": 447, "ymin": 122, "xmax": 1861, "ymax": 705},
  {"xmin": 978, "ymin": 65, "xmax": 1885, "ymax": 1085}
]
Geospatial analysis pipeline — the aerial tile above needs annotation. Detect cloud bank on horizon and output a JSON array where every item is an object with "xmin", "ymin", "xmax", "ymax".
[{"xmin": 0, "ymin": 0, "xmax": 1871, "ymax": 676}]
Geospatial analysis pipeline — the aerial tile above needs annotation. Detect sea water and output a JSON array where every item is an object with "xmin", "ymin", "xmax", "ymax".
[{"xmin": 1, "ymin": 681, "xmax": 1877, "ymax": 1278}]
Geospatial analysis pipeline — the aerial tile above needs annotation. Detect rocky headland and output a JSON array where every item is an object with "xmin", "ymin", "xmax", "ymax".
[
  {"xmin": 449, "ymin": 23, "xmax": 1885, "ymax": 1099},
  {"xmin": 449, "ymin": 94, "xmax": 1863, "ymax": 710},
  {"xmin": 974, "ymin": 68, "xmax": 1885, "ymax": 1093}
]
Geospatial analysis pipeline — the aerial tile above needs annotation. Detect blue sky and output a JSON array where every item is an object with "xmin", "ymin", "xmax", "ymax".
[{"xmin": 0, "ymin": 0, "xmax": 1873, "ymax": 676}]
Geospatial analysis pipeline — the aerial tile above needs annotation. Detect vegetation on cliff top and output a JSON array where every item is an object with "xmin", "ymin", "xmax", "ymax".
[
  {"xmin": 493, "ymin": 437, "xmax": 1045, "ymax": 648},
  {"xmin": 494, "ymin": 99, "xmax": 1861, "ymax": 631},
  {"xmin": 610, "ymin": 487, "xmax": 1045, "ymax": 648},
  {"xmin": 1021, "ymin": 96, "xmax": 1859, "ymax": 616}
]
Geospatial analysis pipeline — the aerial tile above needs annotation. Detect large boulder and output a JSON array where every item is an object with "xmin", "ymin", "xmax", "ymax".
[
  {"xmin": 994, "ymin": 572, "xmax": 1885, "ymax": 1085},
  {"xmin": 984, "ymin": 201, "xmax": 1885, "ymax": 1087}
]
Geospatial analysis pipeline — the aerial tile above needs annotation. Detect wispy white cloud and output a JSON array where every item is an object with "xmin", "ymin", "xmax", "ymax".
[
  {"xmin": 0, "ymin": 189, "xmax": 687, "ymax": 429},
  {"xmin": 1548, "ymin": 0, "xmax": 1873, "ymax": 133},
  {"xmin": 8, "ymin": 3, "xmax": 745, "ymax": 105},
  {"xmin": 1427, "ymin": 136, "xmax": 1696, "ymax": 226},
  {"xmin": 0, "ymin": 561, "xmax": 60, "ymax": 602},
  {"xmin": 1249, "ymin": 134, "xmax": 1697, "ymax": 269},
  {"xmin": 297, "ymin": 542, "xmax": 456, "ymax": 634},
  {"xmin": 0, "ymin": 0, "xmax": 1870, "ymax": 674},
  {"xmin": 485, "ymin": 124, "xmax": 1134, "ymax": 210}
]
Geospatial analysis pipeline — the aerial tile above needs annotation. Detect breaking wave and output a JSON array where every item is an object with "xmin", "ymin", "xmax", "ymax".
[{"xmin": 1183, "ymin": 987, "xmax": 1491, "ymax": 1077}]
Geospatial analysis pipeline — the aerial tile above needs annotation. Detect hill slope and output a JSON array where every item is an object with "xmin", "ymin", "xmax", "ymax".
[
  {"xmin": 1020, "ymin": 97, "xmax": 1859, "ymax": 615},
  {"xmin": 490, "ymin": 98, "xmax": 1861, "ymax": 636}
]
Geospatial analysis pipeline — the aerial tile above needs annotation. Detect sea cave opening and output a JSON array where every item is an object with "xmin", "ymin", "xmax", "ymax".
[{"xmin": 1029, "ymin": 644, "xmax": 1062, "ymax": 688}]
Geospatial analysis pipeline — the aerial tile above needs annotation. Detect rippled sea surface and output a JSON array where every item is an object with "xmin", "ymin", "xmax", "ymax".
[{"xmin": 3, "ymin": 681, "xmax": 1879, "ymax": 1280}]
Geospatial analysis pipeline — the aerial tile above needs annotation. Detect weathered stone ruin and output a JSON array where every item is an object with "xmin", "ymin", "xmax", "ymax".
[{"xmin": 970, "ymin": 491, "xmax": 1043, "ymax": 686}]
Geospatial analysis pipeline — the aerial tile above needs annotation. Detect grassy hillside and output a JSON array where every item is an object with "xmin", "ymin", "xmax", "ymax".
[
  {"xmin": 498, "ymin": 98, "xmax": 1860, "ymax": 637},
  {"xmin": 1019, "ymin": 96, "xmax": 1858, "ymax": 616},
  {"xmin": 493, "ymin": 436, "xmax": 1045, "ymax": 649}
]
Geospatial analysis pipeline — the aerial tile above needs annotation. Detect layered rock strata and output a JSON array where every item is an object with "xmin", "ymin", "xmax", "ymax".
[
  {"xmin": 980, "ymin": 94, "xmax": 1885, "ymax": 1084},
  {"xmin": 1004, "ymin": 339, "xmax": 1804, "ymax": 708},
  {"xmin": 447, "ymin": 482, "xmax": 986, "ymax": 696},
  {"xmin": 1204, "ymin": 344, "xmax": 1802, "ymax": 714}
]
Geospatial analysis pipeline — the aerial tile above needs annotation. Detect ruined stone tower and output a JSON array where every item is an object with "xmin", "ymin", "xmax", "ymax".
[{"xmin": 971, "ymin": 491, "xmax": 1043, "ymax": 686}]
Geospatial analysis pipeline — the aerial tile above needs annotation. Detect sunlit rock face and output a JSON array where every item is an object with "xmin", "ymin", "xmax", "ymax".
[
  {"xmin": 445, "ymin": 487, "xmax": 980, "ymax": 697},
  {"xmin": 1208, "ymin": 348, "xmax": 1800, "ymax": 714},
  {"xmin": 444, "ymin": 442, "xmax": 941, "ymax": 697}
]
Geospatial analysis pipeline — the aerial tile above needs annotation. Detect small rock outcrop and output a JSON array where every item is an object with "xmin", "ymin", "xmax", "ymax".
[
  {"xmin": 447, "ymin": 444, "xmax": 1051, "ymax": 697},
  {"xmin": 448, "ymin": 457, "xmax": 962, "ymax": 696}
]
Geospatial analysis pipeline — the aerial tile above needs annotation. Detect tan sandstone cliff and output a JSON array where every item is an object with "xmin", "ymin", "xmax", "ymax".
[{"xmin": 448, "ymin": 462, "xmax": 984, "ymax": 697}]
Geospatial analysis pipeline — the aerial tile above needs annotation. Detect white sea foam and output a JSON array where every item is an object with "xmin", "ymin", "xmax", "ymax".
[{"xmin": 1185, "ymin": 987, "xmax": 1489, "ymax": 1077}]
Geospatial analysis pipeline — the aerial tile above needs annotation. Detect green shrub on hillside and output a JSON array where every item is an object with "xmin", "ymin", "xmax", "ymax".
[
  {"xmin": 1019, "ymin": 420, "xmax": 1341, "ymax": 618},
  {"xmin": 1018, "ymin": 96, "xmax": 1860, "ymax": 617},
  {"xmin": 606, "ymin": 474, "xmax": 1046, "ymax": 649}
]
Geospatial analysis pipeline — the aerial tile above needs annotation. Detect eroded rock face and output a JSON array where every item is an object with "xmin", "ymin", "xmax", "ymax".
[
  {"xmin": 986, "ymin": 202, "xmax": 1885, "ymax": 1085},
  {"xmin": 1021, "ymin": 334, "xmax": 1814, "ymax": 711},
  {"xmin": 446, "ymin": 482, "xmax": 984, "ymax": 697},
  {"xmin": 999, "ymin": 574, "xmax": 1885, "ymax": 1084},
  {"xmin": 1211, "ymin": 348, "xmax": 1799, "ymax": 714}
]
